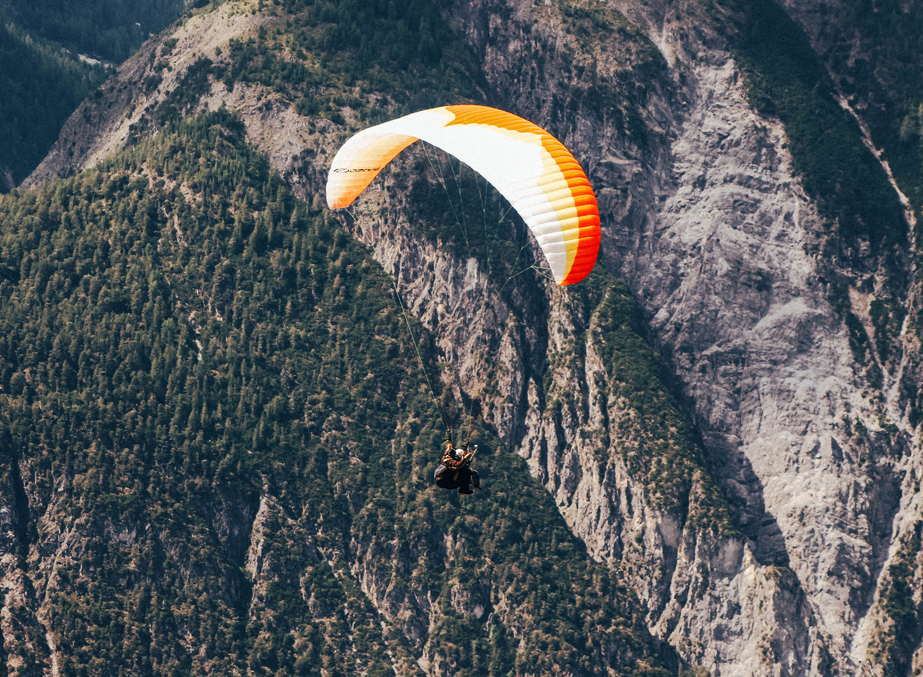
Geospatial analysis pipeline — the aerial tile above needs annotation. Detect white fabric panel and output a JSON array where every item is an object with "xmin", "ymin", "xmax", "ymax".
[
  {"xmin": 329, "ymin": 108, "xmax": 578, "ymax": 283},
  {"xmin": 544, "ymin": 249, "xmax": 568, "ymax": 279}
]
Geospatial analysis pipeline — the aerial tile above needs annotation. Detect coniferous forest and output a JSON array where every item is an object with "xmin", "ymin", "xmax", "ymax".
[
  {"xmin": 0, "ymin": 0, "xmax": 190, "ymax": 189},
  {"xmin": 0, "ymin": 110, "xmax": 675, "ymax": 676}
]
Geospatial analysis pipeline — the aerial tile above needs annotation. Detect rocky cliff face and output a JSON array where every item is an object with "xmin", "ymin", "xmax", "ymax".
[
  {"xmin": 411, "ymin": 1, "xmax": 916, "ymax": 673},
  {"xmin": 767, "ymin": 1, "xmax": 923, "ymax": 673},
  {"xmin": 10, "ymin": 0, "xmax": 923, "ymax": 674},
  {"xmin": 617, "ymin": 44, "xmax": 903, "ymax": 676}
]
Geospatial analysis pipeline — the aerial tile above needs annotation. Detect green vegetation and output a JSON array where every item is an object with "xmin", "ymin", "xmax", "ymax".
[
  {"xmin": 891, "ymin": 101, "xmax": 923, "ymax": 235},
  {"xmin": 0, "ymin": 0, "xmax": 194, "ymax": 188},
  {"xmin": 727, "ymin": 0, "xmax": 907, "ymax": 262},
  {"xmin": 560, "ymin": 0, "xmax": 641, "ymax": 50},
  {"xmin": 0, "ymin": 16, "xmax": 107, "ymax": 188},
  {"xmin": 869, "ymin": 297, "xmax": 906, "ymax": 366},
  {"xmin": 804, "ymin": 0, "xmax": 923, "ymax": 225},
  {"xmin": 867, "ymin": 519, "xmax": 923, "ymax": 676},
  {"xmin": 721, "ymin": 0, "xmax": 914, "ymax": 399},
  {"xmin": 216, "ymin": 0, "xmax": 479, "ymax": 124},
  {"xmin": 827, "ymin": 280, "xmax": 884, "ymax": 390},
  {"xmin": 2, "ymin": 0, "xmax": 190, "ymax": 63},
  {"xmin": 550, "ymin": 0, "xmax": 666, "ymax": 149},
  {"xmin": 680, "ymin": 669, "xmax": 711, "ymax": 677},
  {"xmin": 129, "ymin": 55, "xmax": 219, "ymax": 142},
  {"xmin": 797, "ymin": 0, "xmax": 923, "ymax": 427},
  {"xmin": 0, "ymin": 109, "xmax": 675, "ymax": 675},
  {"xmin": 555, "ymin": 272, "xmax": 736, "ymax": 532}
]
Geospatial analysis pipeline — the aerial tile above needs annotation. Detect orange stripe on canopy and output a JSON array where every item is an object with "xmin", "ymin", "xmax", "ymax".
[{"xmin": 326, "ymin": 105, "xmax": 601, "ymax": 285}]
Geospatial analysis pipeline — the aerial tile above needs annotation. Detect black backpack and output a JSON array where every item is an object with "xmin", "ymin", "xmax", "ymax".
[{"xmin": 434, "ymin": 464, "xmax": 459, "ymax": 489}]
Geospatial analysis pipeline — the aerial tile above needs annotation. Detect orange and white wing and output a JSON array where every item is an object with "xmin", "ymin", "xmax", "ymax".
[{"xmin": 326, "ymin": 105, "xmax": 600, "ymax": 285}]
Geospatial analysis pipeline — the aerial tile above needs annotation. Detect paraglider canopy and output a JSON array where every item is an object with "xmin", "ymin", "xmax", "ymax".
[{"xmin": 326, "ymin": 105, "xmax": 600, "ymax": 285}]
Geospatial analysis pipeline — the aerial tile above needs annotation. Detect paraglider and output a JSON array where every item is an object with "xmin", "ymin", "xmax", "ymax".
[
  {"xmin": 326, "ymin": 105, "xmax": 602, "ymax": 496},
  {"xmin": 326, "ymin": 104, "xmax": 601, "ymax": 285},
  {"xmin": 434, "ymin": 429, "xmax": 480, "ymax": 495}
]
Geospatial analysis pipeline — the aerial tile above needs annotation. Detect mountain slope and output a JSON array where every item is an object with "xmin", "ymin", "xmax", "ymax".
[
  {"xmin": 7, "ymin": 0, "xmax": 923, "ymax": 675},
  {"xmin": 0, "ymin": 18, "xmax": 106, "ymax": 190},
  {"xmin": 770, "ymin": 0, "xmax": 923, "ymax": 672},
  {"xmin": 0, "ymin": 0, "xmax": 193, "ymax": 190},
  {"xmin": 0, "ymin": 109, "xmax": 681, "ymax": 675}
]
